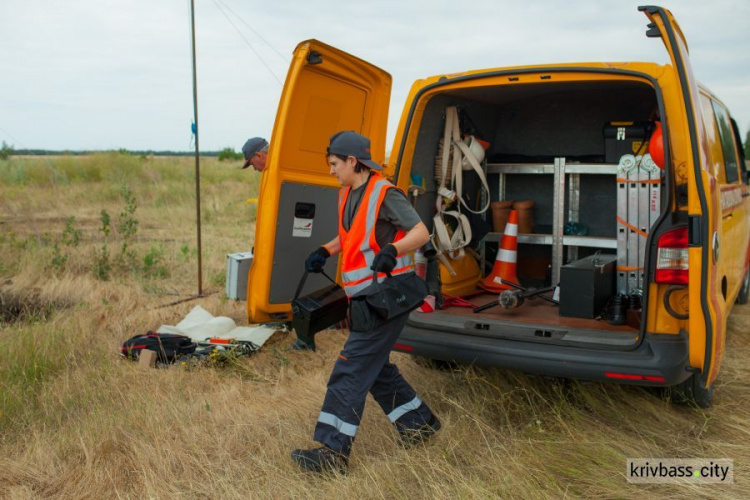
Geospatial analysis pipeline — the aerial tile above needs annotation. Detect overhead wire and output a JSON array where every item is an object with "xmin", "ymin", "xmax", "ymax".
[
  {"xmin": 210, "ymin": 0, "xmax": 284, "ymax": 86},
  {"xmin": 215, "ymin": 0, "xmax": 289, "ymax": 63}
]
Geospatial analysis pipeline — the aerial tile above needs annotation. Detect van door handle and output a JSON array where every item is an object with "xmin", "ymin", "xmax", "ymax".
[
  {"xmin": 722, "ymin": 213, "xmax": 733, "ymax": 220},
  {"xmin": 742, "ymin": 193, "xmax": 750, "ymax": 198}
]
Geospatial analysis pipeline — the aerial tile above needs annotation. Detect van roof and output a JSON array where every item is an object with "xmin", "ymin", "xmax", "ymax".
[{"xmin": 417, "ymin": 62, "xmax": 668, "ymax": 87}]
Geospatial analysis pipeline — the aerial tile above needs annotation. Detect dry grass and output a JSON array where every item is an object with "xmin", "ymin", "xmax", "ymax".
[{"xmin": 0, "ymin": 155, "xmax": 748, "ymax": 498}]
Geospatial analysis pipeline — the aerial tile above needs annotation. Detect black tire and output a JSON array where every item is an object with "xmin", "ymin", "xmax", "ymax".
[
  {"xmin": 669, "ymin": 372, "xmax": 714, "ymax": 408},
  {"xmin": 737, "ymin": 267, "xmax": 749, "ymax": 305}
]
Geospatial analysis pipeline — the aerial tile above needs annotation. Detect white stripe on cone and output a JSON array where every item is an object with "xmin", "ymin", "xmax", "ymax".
[
  {"xmin": 503, "ymin": 223, "xmax": 518, "ymax": 237},
  {"xmin": 496, "ymin": 249, "xmax": 517, "ymax": 262}
]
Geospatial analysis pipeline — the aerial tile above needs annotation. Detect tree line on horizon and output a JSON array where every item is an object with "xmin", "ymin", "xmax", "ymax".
[
  {"xmin": 2, "ymin": 137, "xmax": 750, "ymax": 164},
  {"xmin": 0, "ymin": 142, "xmax": 248, "ymax": 161}
]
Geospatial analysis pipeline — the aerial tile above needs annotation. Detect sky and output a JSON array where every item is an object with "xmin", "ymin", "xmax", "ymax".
[{"xmin": 1, "ymin": 0, "xmax": 748, "ymax": 153}]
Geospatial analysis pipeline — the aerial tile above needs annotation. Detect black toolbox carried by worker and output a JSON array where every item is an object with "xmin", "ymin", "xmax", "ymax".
[{"xmin": 291, "ymin": 270, "xmax": 348, "ymax": 350}]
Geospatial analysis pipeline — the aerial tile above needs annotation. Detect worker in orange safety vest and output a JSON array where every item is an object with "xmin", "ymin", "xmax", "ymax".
[{"xmin": 291, "ymin": 131, "xmax": 441, "ymax": 474}]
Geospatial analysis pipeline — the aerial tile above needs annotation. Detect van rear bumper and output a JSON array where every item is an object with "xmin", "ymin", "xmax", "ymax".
[{"xmin": 397, "ymin": 325, "xmax": 691, "ymax": 387}]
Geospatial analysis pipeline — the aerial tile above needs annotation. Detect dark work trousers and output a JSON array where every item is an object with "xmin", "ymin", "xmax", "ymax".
[{"xmin": 313, "ymin": 313, "xmax": 434, "ymax": 455}]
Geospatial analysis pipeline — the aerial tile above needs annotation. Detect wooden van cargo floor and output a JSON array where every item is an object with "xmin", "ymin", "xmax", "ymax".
[{"xmin": 435, "ymin": 292, "xmax": 636, "ymax": 333}]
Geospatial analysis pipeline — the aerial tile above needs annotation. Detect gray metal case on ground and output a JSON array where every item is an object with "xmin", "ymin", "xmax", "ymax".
[{"xmin": 226, "ymin": 251, "xmax": 254, "ymax": 300}]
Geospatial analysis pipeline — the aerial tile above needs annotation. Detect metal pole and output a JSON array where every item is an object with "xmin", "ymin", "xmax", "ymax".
[{"xmin": 190, "ymin": 0, "xmax": 203, "ymax": 296}]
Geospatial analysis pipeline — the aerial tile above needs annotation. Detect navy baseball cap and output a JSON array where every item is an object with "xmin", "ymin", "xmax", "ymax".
[
  {"xmin": 326, "ymin": 131, "xmax": 383, "ymax": 170},
  {"xmin": 241, "ymin": 137, "xmax": 268, "ymax": 169}
]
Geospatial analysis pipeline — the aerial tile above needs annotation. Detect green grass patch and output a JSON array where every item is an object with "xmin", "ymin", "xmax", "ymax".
[{"xmin": 0, "ymin": 326, "xmax": 66, "ymax": 429}]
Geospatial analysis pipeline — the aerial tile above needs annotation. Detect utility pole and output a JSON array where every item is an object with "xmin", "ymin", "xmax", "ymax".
[{"xmin": 190, "ymin": 0, "xmax": 203, "ymax": 296}]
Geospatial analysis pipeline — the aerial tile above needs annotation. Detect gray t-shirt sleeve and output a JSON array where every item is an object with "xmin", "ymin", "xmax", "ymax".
[{"xmin": 378, "ymin": 188, "xmax": 422, "ymax": 231}]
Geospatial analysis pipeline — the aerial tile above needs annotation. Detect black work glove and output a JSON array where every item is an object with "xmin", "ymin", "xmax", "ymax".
[
  {"xmin": 370, "ymin": 244, "xmax": 398, "ymax": 274},
  {"xmin": 305, "ymin": 246, "xmax": 330, "ymax": 273}
]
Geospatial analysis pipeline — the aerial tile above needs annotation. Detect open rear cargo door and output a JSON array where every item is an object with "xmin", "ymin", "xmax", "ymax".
[
  {"xmin": 247, "ymin": 40, "xmax": 391, "ymax": 324},
  {"xmin": 639, "ymin": 6, "xmax": 726, "ymax": 387}
]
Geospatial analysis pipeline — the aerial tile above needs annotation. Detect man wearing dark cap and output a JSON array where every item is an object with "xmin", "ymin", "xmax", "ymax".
[
  {"xmin": 291, "ymin": 130, "xmax": 440, "ymax": 475},
  {"xmin": 241, "ymin": 137, "xmax": 268, "ymax": 172}
]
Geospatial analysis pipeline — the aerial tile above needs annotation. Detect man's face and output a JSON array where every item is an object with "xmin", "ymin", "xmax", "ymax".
[
  {"xmin": 328, "ymin": 155, "xmax": 358, "ymax": 186},
  {"xmin": 249, "ymin": 151, "xmax": 267, "ymax": 172}
]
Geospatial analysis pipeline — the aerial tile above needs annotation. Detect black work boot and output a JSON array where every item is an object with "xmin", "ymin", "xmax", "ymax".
[
  {"xmin": 397, "ymin": 414, "xmax": 441, "ymax": 448},
  {"xmin": 291, "ymin": 446, "xmax": 348, "ymax": 474}
]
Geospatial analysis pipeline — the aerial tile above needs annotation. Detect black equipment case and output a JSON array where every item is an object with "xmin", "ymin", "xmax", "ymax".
[
  {"xmin": 559, "ymin": 254, "xmax": 617, "ymax": 319},
  {"xmin": 291, "ymin": 271, "xmax": 348, "ymax": 350}
]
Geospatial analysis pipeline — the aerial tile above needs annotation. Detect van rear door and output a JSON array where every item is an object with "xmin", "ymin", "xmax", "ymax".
[
  {"xmin": 246, "ymin": 40, "xmax": 391, "ymax": 324},
  {"xmin": 639, "ymin": 6, "xmax": 726, "ymax": 387}
]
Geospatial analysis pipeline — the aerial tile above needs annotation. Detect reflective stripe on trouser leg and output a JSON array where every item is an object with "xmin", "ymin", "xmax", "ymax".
[
  {"xmin": 314, "ymin": 313, "xmax": 411, "ymax": 455},
  {"xmin": 387, "ymin": 396, "xmax": 422, "ymax": 422},
  {"xmin": 369, "ymin": 360, "xmax": 434, "ymax": 432},
  {"xmin": 317, "ymin": 412, "xmax": 358, "ymax": 437}
]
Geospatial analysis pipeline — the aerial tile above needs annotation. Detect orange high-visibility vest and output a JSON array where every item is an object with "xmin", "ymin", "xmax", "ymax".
[{"xmin": 338, "ymin": 173, "xmax": 414, "ymax": 297}]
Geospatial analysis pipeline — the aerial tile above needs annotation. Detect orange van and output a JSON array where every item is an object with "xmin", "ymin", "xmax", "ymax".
[{"xmin": 247, "ymin": 6, "xmax": 749, "ymax": 407}]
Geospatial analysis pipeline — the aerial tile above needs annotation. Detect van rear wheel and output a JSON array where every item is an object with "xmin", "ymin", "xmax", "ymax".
[
  {"xmin": 737, "ymin": 267, "xmax": 749, "ymax": 305},
  {"xmin": 669, "ymin": 372, "xmax": 713, "ymax": 408}
]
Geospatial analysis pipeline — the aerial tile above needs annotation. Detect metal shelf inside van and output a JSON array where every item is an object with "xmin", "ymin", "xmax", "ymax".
[
  {"xmin": 483, "ymin": 157, "xmax": 619, "ymax": 283},
  {"xmin": 484, "ymin": 232, "xmax": 616, "ymax": 249},
  {"xmin": 486, "ymin": 163, "xmax": 619, "ymax": 175}
]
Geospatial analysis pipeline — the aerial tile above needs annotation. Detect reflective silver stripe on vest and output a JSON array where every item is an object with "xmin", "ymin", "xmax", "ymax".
[
  {"xmin": 342, "ymin": 254, "xmax": 415, "ymax": 286},
  {"xmin": 387, "ymin": 396, "xmax": 423, "ymax": 423},
  {"xmin": 344, "ymin": 267, "xmax": 414, "ymax": 297},
  {"xmin": 342, "ymin": 265, "xmax": 373, "ymax": 284},
  {"xmin": 318, "ymin": 411, "xmax": 358, "ymax": 437},
  {"xmin": 344, "ymin": 279, "xmax": 374, "ymax": 296},
  {"xmin": 344, "ymin": 270, "xmax": 417, "ymax": 296},
  {"xmin": 396, "ymin": 253, "xmax": 414, "ymax": 269},
  {"xmin": 359, "ymin": 180, "xmax": 391, "ymax": 268},
  {"xmin": 342, "ymin": 268, "xmax": 370, "ymax": 284},
  {"xmin": 341, "ymin": 251, "xmax": 415, "ymax": 285}
]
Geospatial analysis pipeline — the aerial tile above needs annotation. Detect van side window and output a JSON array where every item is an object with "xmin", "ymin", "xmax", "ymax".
[
  {"xmin": 710, "ymin": 101, "xmax": 740, "ymax": 184},
  {"xmin": 699, "ymin": 94, "xmax": 725, "ymax": 182},
  {"xmin": 730, "ymin": 117, "xmax": 748, "ymax": 185}
]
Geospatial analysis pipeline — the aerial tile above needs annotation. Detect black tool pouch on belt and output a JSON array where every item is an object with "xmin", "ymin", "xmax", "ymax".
[{"xmin": 349, "ymin": 271, "xmax": 429, "ymax": 332}]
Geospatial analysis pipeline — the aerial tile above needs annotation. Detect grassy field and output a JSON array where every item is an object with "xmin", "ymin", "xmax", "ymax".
[{"xmin": 0, "ymin": 154, "xmax": 748, "ymax": 498}]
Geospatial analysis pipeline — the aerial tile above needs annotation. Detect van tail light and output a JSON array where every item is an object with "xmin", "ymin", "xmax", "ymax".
[
  {"xmin": 605, "ymin": 372, "xmax": 665, "ymax": 383},
  {"xmin": 655, "ymin": 227, "xmax": 689, "ymax": 285},
  {"xmin": 393, "ymin": 343, "xmax": 414, "ymax": 352}
]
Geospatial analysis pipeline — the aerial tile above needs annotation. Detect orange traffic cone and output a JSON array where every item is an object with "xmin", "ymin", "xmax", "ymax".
[{"xmin": 479, "ymin": 209, "xmax": 520, "ymax": 292}]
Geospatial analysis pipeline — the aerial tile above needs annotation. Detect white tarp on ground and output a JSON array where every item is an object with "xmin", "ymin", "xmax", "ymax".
[{"xmin": 157, "ymin": 305, "xmax": 277, "ymax": 347}]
